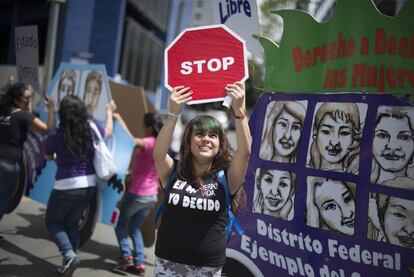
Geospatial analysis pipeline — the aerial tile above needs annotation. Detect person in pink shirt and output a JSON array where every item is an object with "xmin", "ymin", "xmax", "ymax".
[{"xmin": 113, "ymin": 112, "xmax": 163, "ymax": 276}]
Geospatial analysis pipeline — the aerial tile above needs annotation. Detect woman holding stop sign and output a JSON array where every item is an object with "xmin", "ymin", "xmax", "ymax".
[{"xmin": 153, "ymin": 82, "xmax": 251, "ymax": 276}]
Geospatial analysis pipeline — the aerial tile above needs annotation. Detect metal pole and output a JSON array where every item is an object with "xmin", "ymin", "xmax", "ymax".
[{"xmin": 43, "ymin": 0, "xmax": 65, "ymax": 94}]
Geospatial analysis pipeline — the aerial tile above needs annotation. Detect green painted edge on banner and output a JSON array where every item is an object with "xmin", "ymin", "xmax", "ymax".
[{"xmin": 259, "ymin": 0, "xmax": 414, "ymax": 96}]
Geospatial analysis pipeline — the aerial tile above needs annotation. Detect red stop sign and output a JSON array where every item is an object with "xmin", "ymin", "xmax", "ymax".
[{"xmin": 165, "ymin": 24, "xmax": 248, "ymax": 104}]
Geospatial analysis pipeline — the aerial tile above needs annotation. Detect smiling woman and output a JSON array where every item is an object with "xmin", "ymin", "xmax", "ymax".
[{"xmin": 152, "ymin": 82, "xmax": 251, "ymax": 276}]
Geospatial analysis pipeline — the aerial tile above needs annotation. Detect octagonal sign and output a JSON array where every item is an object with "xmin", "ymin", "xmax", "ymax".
[{"xmin": 165, "ymin": 24, "xmax": 248, "ymax": 104}]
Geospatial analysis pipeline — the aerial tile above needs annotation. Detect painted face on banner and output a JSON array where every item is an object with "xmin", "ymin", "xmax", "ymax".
[
  {"xmin": 260, "ymin": 170, "xmax": 292, "ymax": 213},
  {"xmin": 273, "ymin": 110, "xmax": 302, "ymax": 158},
  {"xmin": 58, "ymin": 77, "xmax": 75, "ymax": 103},
  {"xmin": 373, "ymin": 115, "xmax": 414, "ymax": 173},
  {"xmin": 84, "ymin": 79, "xmax": 102, "ymax": 115},
  {"xmin": 316, "ymin": 114, "xmax": 353, "ymax": 165},
  {"xmin": 314, "ymin": 180, "xmax": 355, "ymax": 235},
  {"xmin": 383, "ymin": 197, "xmax": 414, "ymax": 248}
]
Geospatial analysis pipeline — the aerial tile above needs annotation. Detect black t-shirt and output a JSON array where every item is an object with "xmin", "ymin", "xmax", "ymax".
[
  {"xmin": 0, "ymin": 110, "xmax": 35, "ymax": 162},
  {"xmin": 155, "ymin": 172, "xmax": 228, "ymax": 267}
]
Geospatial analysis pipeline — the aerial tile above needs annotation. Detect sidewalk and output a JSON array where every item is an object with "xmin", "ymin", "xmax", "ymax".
[{"xmin": 0, "ymin": 197, "xmax": 155, "ymax": 277}]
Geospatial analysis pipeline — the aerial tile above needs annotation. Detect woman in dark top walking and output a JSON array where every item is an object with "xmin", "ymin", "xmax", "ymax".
[{"xmin": 0, "ymin": 83, "xmax": 55, "ymax": 240}]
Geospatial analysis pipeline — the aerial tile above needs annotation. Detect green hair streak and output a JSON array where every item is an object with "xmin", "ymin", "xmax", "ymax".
[{"xmin": 192, "ymin": 115, "xmax": 221, "ymax": 135}]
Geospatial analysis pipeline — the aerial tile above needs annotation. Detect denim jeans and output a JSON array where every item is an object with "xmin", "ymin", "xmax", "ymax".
[
  {"xmin": 0, "ymin": 159, "xmax": 20, "ymax": 222},
  {"xmin": 45, "ymin": 187, "xmax": 96, "ymax": 255},
  {"xmin": 115, "ymin": 192, "xmax": 157, "ymax": 265}
]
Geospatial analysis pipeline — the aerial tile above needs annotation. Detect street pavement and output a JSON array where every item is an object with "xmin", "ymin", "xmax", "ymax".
[{"xmin": 0, "ymin": 197, "xmax": 155, "ymax": 277}]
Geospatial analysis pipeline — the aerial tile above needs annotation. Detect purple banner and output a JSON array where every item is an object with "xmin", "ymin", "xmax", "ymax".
[{"xmin": 226, "ymin": 92, "xmax": 414, "ymax": 277}]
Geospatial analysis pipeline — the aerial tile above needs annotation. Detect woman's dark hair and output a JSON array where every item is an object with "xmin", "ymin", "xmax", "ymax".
[
  {"xmin": 0, "ymin": 82, "xmax": 28, "ymax": 114},
  {"xmin": 59, "ymin": 95, "xmax": 93, "ymax": 159},
  {"xmin": 178, "ymin": 115, "xmax": 232, "ymax": 181},
  {"xmin": 144, "ymin": 112, "xmax": 163, "ymax": 136}
]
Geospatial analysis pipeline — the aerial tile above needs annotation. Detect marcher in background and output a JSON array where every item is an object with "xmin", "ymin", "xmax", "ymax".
[
  {"xmin": 112, "ymin": 112, "xmax": 163, "ymax": 276},
  {"xmin": 153, "ymin": 82, "xmax": 251, "ymax": 276},
  {"xmin": 0, "ymin": 74, "xmax": 16, "ymax": 95},
  {"xmin": 44, "ymin": 95, "xmax": 116, "ymax": 276},
  {"xmin": 0, "ymin": 82, "xmax": 54, "ymax": 241}
]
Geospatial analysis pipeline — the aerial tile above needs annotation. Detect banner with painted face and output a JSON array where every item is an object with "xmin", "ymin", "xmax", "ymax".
[
  {"xmin": 226, "ymin": 92, "xmax": 414, "ymax": 277},
  {"xmin": 23, "ymin": 63, "xmax": 135, "ymax": 226},
  {"xmin": 224, "ymin": 1, "xmax": 414, "ymax": 275}
]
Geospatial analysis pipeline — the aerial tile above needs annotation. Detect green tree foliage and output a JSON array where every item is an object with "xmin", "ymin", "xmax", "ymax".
[{"xmin": 245, "ymin": 58, "xmax": 264, "ymax": 109}]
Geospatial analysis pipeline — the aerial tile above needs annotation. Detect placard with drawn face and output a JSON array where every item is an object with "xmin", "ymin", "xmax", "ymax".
[
  {"xmin": 79, "ymin": 69, "xmax": 109, "ymax": 122},
  {"xmin": 306, "ymin": 102, "xmax": 368, "ymax": 174},
  {"xmin": 368, "ymin": 193, "xmax": 414, "ymax": 249},
  {"xmin": 44, "ymin": 63, "xmax": 111, "ymax": 123},
  {"xmin": 252, "ymin": 168, "xmax": 295, "ymax": 221},
  {"xmin": 371, "ymin": 106, "xmax": 414, "ymax": 190},
  {"xmin": 48, "ymin": 68, "xmax": 80, "ymax": 111},
  {"xmin": 306, "ymin": 176, "xmax": 357, "ymax": 236},
  {"xmin": 259, "ymin": 100, "xmax": 308, "ymax": 163}
]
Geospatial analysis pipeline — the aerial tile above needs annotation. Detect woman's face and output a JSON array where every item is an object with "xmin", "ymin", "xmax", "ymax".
[
  {"xmin": 383, "ymin": 197, "xmax": 414, "ymax": 248},
  {"xmin": 84, "ymin": 79, "xmax": 101, "ymax": 114},
  {"xmin": 273, "ymin": 110, "xmax": 302, "ymax": 158},
  {"xmin": 16, "ymin": 88, "xmax": 32, "ymax": 111},
  {"xmin": 260, "ymin": 170, "xmax": 292, "ymax": 213},
  {"xmin": 314, "ymin": 180, "xmax": 355, "ymax": 235},
  {"xmin": 373, "ymin": 116, "xmax": 414, "ymax": 173},
  {"xmin": 190, "ymin": 129, "xmax": 220, "ymax": 162},
  {"xmin": 316, "ymin": 114, "xmax": 353, "ymax": 165}
]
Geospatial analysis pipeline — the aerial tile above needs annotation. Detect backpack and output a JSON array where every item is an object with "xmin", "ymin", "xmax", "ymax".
[{"xmin": 154, "ymin": 169, "xmax": 243, "ymax": 241}]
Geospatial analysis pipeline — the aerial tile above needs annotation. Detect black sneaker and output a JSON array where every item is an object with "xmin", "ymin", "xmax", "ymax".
[
  {"xmin": 0, "ymin": 235, "xmax": 4, "ymax": 242},
  {"xmin": 57, "ymin": 256, "xmax": 80, "ymax": 276}
]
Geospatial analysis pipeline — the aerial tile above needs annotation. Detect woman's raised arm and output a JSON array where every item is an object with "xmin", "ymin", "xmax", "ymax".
[
  {"xmin": 153, "ymin": 86, "xmax": 192, "ymax": 185},
  {"xmin": 226, "ymin": 82, "xmax": 252, "ymax": 195}
]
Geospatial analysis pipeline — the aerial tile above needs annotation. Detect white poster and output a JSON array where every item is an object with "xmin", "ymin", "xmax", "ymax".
[
  {"xmin": 192, "ymin": 0, "xmax": 262, "ymax": 59},
  {"xmin": 15, "ymin": 25, "xmax": 41, "ymax": 108}
]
